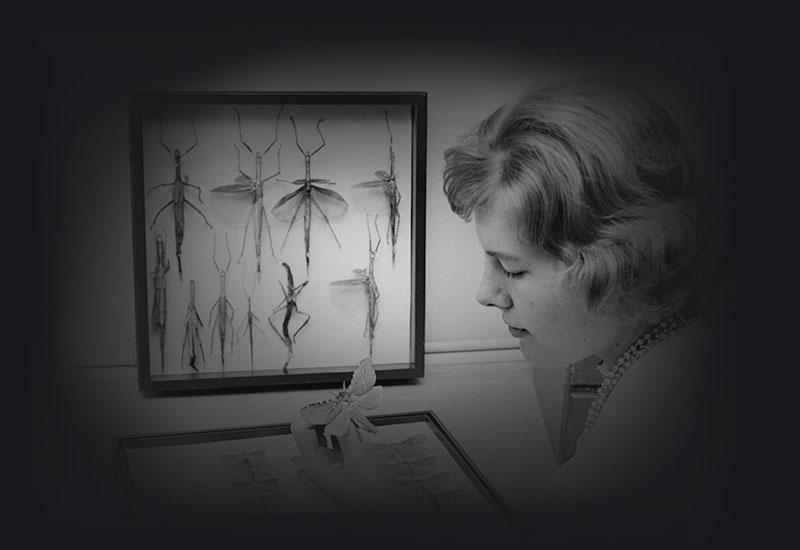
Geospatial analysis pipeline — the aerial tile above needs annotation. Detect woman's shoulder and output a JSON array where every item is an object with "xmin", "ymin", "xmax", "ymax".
[{"xmin": 535, "ymin": 305, "xmax": 727, "ymax": 521}]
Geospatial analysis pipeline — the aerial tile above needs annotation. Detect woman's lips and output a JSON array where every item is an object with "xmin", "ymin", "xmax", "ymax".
[{"xmin": 507, "ymin": 326, "xmax": 528, "ymax": 338}]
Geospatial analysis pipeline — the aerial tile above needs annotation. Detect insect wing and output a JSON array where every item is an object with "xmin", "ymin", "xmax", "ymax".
[
  {"xmin": 375, "ymin": 170, "xmax": 391, "ymax": 180},
  {"xmin": 309, "ymin": 186, "xmax": 348, "ymax": 220},
  {"xmin": 346, "ymin": 357, "xmax": 376, "ymax": 396},
  {"xmin": 300, "ymin": 398, "xmax": 343, "ymax": 426},
  {"xmin": 350, "ymin": 406, "xmax": 378, "ymax": 434},
  {"xmin": 210, "ymin": 183, "xmax": 256, "ymax": 227},
  {"xmin": 352, "ymin": 180, "xmax": 393, "ymax": 213},
  {"xmin": 329, "ymin": 274, "xmax": 370, "ymax": 315},
  {"xmin": 353, "ymin": 385, "xmax": 383, "ymax": 410},
  {"xmin": 271, "ymin": 187, "xmax": 305, "ymax": 223},
  {"xmin": 323, "ymin": 405, "xmax": 353, "ymax": 442}
]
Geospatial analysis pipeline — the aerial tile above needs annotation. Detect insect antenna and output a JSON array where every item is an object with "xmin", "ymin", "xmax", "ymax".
[
  {"xmin": 184, "ymin": 108, "xmax": 198, "ymax": 156},
  {"xmin": 263, "ymin": 105, "xmax": 283, "ymax": 156},
  {"xmin": 234, "ymin": 106, "xmax": 254, "ymax": 154}
]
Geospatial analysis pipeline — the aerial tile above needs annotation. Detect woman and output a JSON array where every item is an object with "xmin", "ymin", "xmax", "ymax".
[{"xmin": 292, "ymin": 80, "xmax": 724, "ymax": 541}]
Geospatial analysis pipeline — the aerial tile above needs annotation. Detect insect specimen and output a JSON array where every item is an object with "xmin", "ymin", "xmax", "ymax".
[
  {"xmin": 272, "ymin": 116, "xmax": 348, "ymax": 272},
  {"xmin": 268, "ymin": 262, "xmax": 310, "ymax": 373},
  {"xmin": 375, "ymin": 455, "xmax": 438, "ymax": 476},
  {"xmin": 352, "ymin": 111, "xmax": 401, "ymax": 264},
  {"xmin": 330, "ymin": 216, "xmax": 381, "ymax": 357},
  {"xmin": 210, "ymin": 106, "xmax": 282, "ymax": 278},
  {"xmin": 209, "ymin": 233, "xmax": 235, "ymax": 371},
  {"xmin": 151, "ymin": 232, "xmax": 170, "ymax": 373},
  {"xmin": 219, "ymin": 450, "xmax": 271, "ymax": 482},
  {"xmin": 181, "ymin": 279, "xmax": 205, "ymax": 372},
  {"xmin": 300, "ymin": 357, "xmax": 383, "ymax": 449},
  {"xmin": 363, "ymin": 434, "xmax": 429, "ymax": 462},
  {"xmin": 392, "ymin": 472, "xmax": 451, "ymax": 496},
  {"xmin": 408, "ymin": 489, "xmax": 467, "ymax": 510},
  {"xmin": 237, "ymin": 279, "xmax": 268, "ymax": 372},
  {"xmin": 148, "ymin": 109, "xmax": 213, "ymax": 281}
]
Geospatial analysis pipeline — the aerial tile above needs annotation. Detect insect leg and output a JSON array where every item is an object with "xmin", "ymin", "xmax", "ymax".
[
  {"xmin": 279, "ymin": 199, "xmax": 305, "ymax": 251},
  {"xmin": 238, "ymin": 210, "xmax": 253, "ymax": 263},
  {"xmin": 260, "ymin": 205, "xmax": 276, "ymax": 260},
  {"xmin": 292, "ymin": 310, "xmax": 311, "ymax": 343},
  {"xmin": 310, "ymin": 195, "xmax": 342, "ymax": 248},
  {"xmin": 149, "ymin": 200, "xmax": 174, "ymax": 230},
  {"xmin": 184, "ymin": 199, "xmax": 213, "ymax": 229},
  {"xmin": 184, "ymin": 181, "xmax": 205, "ymax": 204},
  {"xmin": 147, "ymin": 182, "xmax": 173, "ymax": 193}
]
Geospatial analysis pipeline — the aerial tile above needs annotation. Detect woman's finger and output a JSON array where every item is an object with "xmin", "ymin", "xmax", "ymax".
[{"xmin": 291, "ymin": 418, "xmax": 341, "ymax": 470}]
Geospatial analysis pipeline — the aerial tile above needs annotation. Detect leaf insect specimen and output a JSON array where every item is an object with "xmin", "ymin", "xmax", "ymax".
[
  {"xmin": 151, "ymin": 232, "xmax": 171, "ymax": 372},
  {"xmin": 268, "ymin": 262, "xmax": 310, "ymax": 373},
  {"xmin": 330, "ymin": 216, "xmax": 381, "ymax": 358},
  {"xmin": 237, "ymin": 279, "xmax": 268, "ymax": 372},
  {"xmin": 272, "ymin": 116, "xmax": 348, "ymax": 272},
  {"xmin": 148, "ymin": 109, "xmax": 213, "ymax": 281},
  {"xmin": 300, "ymin": 357, "xmax": 383, "ymax": 449},
  {"xmin": 352, "ymin": 110, "xmax": 401, "ymax": 264},
  {"xmin": 181, "ymin": 279, "xmax": 205, "ymax": 372},
  {"xmin": 210, "ymin": 106, "xmax": 283, "ymax": 278},
  {"xmin": 209, "ymin": 233, "xmax": 235, "ymax": 371}
]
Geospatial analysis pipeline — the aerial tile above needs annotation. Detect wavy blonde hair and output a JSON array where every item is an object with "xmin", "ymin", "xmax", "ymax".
[{"xmin": 443, "ymin": 80, "xmax": 718, "ymax": 319}]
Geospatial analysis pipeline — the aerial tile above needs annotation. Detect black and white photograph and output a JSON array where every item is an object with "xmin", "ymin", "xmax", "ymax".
[{"xmin": 14, "ymin": 14, "xmax": 754, "ymax": 550}]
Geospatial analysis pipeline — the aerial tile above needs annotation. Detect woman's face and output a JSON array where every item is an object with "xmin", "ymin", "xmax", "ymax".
[{"xmin": 474, "ymin": 198, "xmax": 633, "ymax": 368}]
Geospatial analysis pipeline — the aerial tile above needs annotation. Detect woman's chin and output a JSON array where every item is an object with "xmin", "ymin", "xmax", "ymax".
[{"xmin": 520, "ymin": 339, "xmax": 572, "ymax": 369}]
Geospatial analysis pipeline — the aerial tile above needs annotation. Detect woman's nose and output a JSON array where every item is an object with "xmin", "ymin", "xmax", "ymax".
[{"xmin": 476, "ymin": 264, "xmax": 512, "ymax": 309}]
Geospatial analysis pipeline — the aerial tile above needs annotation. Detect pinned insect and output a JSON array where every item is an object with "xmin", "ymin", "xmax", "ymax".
[
  {"xmin": 352, "ymin": 110, "xmax": 401, "ymax": 264},
  {"xmin": 210, "ymin": 106, "xmax": 282, "ymax": 278},
  {"xmin": 148, "ymin": 109, "xmax": 213, "ymax": 280},
  {"xmin": 390, "ymin": 471, "xmax": 450, "ymax": 493},
  {"xmin": 209, "ymin": 233, "xmax": 235, "ymax": 371},
  {"xmin": 268, "ymin": 262, "xmax": 310, "ymax": 373},
  {"xmin": 330, "ymin": 216, "xmax": 381, "ymax": 357},
  {"xmin": 375, "ymin": 455, "xmax": 438, "ymax": 477},
  {"xmin": 237, "ymin": 279, "xmax": 268, "ymax": 372},
  {"xmin": 408, "ymin": 489, "xmax": 467, "ymax": 510},
  {"xmin": 363, "ymin": 434, "xmax": 428, "ymax": 462},
  {"xmin": 300, "ymin": 357, "xmax": 383, "ymax": 449},
  {"xmin": 181, "ymin": 279, "xmax": 205, "ymax": 372},
  {"xmin": 219, "ymin": 450, "xmax": 271, "ymax": 482},
  {"xmin": 272, "ymin": 116, "xmax": 348, "ymax": 273},
  {"xmin": 151, "ymin": 232, "xmax": 170, "ymax": 373}
]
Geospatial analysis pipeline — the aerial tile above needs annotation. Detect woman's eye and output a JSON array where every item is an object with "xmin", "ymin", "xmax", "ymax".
[{"xmin": 499, "ymin": 264, "xmax": 525, "ymax": 279}]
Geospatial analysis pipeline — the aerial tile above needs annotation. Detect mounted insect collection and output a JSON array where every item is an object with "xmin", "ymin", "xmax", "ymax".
[
  {"xmin": 130, "ymin": 93, "xmax": 426, "ymax": 391},
  {"xmin": 113, "ymin": 411, "xmax": 513, "ymax": 525}
]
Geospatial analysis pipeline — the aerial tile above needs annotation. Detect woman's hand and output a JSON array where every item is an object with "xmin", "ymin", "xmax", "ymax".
[{"xmin": 290, "ymin": 416, "xmax": 390, "ymax": 519}]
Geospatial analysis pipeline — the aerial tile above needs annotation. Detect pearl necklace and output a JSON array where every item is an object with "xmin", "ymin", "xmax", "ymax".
[{"xmin": 575, "ymin": 305, "xmax": 704, "ymax": 450}]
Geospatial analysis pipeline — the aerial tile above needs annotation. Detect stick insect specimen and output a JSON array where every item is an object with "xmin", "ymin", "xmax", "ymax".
[
  {"xmin": 211, "ymin": 106, "xmax": 283, "ymax": 278},
  {"xmin": 330, "ymin": 216, "xmax": 381, "ymax": 358},
  {"xmin": 209, "ymin": 233, "xmax": 235, "ymax": 371},
  {"xmin": 268, "ymin": 262, "xmax": 310, "ymax": 373},
  {"xmin": 237, "ymin": 279, "xmax": 268, "ymax": 372},
  {"xmin": 181, "ymin": 280, "xmax": 205, "ymax": 372},
  {"xmin": 272, "ymin": 116, "xmax": 348, "ymax": 272},
  {"xmin": 148, "ymin": 109, "xmax": 213, "ymax": 281},
  {"xmin": 352, "ymin": 111, "xmax": 401, "ymax": 264},
  {"xmin": 151, "ymin": 232, "xmax": 170, "ymax": 373}
]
